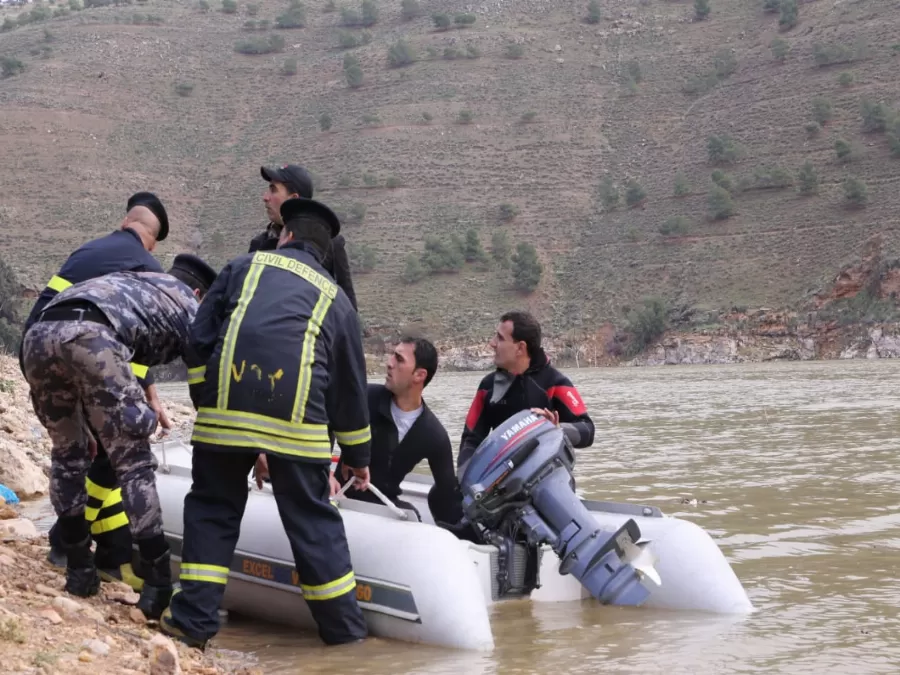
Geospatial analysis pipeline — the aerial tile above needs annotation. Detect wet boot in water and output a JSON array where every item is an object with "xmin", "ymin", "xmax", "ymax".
[{"xmin": 137, "ymin": 550, "xmax": 173, "ymax": 620}]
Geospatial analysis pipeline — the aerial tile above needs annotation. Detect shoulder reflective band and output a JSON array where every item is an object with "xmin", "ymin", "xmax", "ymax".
[
  {"xmin": 131, "ymin": 363, "xmax": 149, "ymax": 379},
  {"xmin": 46, "ymin": 275, "xmax": 73, "ymax": 293}
]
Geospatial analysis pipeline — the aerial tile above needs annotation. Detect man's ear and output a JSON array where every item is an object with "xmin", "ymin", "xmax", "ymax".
[{"xmin": 193, "ymin": 288, "xmax": 201, "ymax": 299}]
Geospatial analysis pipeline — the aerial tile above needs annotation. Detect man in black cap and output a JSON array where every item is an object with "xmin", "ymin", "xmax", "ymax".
[
  {"xmin": 250, "ymin": 164, "xmax": 358, "ymax": 310},
  {"xmin": 21, "ymin": 254, "xmax": 218, "ymax": 619},
  {"xmin": 161, "ymin": 196, "xmax": 371, "ymax": 649},
  {"xmin": 26, "ymin": 192, "xmax": 174, "ymax": 591}
]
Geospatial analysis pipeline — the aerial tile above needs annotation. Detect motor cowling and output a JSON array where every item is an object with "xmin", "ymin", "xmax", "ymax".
[{"xmin": 458, "ymin": 410, "xmax": 656, "ymax": 607}]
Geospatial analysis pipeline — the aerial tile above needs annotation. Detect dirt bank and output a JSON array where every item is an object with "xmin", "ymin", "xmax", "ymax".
[{"xmin": 0, "ymin": 512, "xmax": 258, "ymax": 675}]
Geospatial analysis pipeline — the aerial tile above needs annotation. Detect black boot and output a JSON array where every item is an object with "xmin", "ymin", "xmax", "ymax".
[
  {"xmin": 61, "ymin": 535, "xmax": 101, "ymax": 598},
  {"xmin": 46, "ymin": 522, "xmax": 67, "ymax": 568},
  {"xmin": 137, "ymin": 550, "xmax": 173, "ymax": 620}
]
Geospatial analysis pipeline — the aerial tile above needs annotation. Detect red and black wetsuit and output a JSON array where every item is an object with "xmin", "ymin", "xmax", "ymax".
[{"xmin": 458, "ymin": 348, "xmax": 595, "ymax": 470}]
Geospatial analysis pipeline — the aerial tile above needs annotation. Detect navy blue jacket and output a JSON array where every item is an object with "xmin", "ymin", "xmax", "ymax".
[
  {"xmin": 20, "ymin": 228, "xmax": 163, "ymax": 384},
  {"xmin": 185, "ymin": 242, "xmax": 371, "ymax": 468}
]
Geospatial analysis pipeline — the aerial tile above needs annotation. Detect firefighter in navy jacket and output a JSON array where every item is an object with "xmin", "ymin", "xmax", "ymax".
[
  {"xmin": 458, "ymin": 311, "xmax": 595, "ymax": 471},
  {"xmin": 161, "ymin": 197, "xmax": 371, "ymax": 649}
]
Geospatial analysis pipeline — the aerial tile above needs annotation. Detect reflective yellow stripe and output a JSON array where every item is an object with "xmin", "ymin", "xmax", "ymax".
[
  {"xmin": 292, "ymin": 291, "xmax": 333, "ymax": 423},
  {"xmin": 196, "ymin": 408, "xmax": 328, "ymax": 441},
  {"xmin": 187, "ymin": 366, "xmax": 206, "ymax": 385},
  {"xmin": 84, "ymin": 506, "xmax": 100, "ymax": 522},
  {"xmin": 252, "ymin": 251, "xmax": 338, "ymax": 299},
  {"xmin": 218, "ymin": 264, "xmax": 264, "ymax": 408},
  {"xmin": 90, "ymin": 511, "xmax": 129, "ymax": 535},
  {"xmin": 46, "ymin": 275, "xmax": 73, "ymax": 293},
  {"xmin": 130, "ymin": 363, "xmax": 149, "ymax": 379},
  {"xmin": 180, "ymin": 563, "xmax": 230, "ymax": 585},
  {"xmin": 192, "ymin": 425, "xmax": 331, "ymax": 460},
  {"xmin": 301, "ymin": 571, "xmax": 356, "ymax": 601},
  {"xmin": 85, "ymin": 478, "xmax": 111, "ymax": 502},
  {"xmin": 102, "ymin": 487, "xmax": 123, "ymax": 508},
  {"xmin": 333, "ymin": 427, "xmax": 372, "ymax": 446}
]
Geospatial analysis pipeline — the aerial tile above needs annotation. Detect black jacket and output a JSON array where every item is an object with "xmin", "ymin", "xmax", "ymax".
[
  {"xmin": 185, "ymin": 242, "xmax": 371, "ymax": 467},
  {"xmin": 20, "ymin": 228, "xmax": 162, "ymax": 385},
  {"xmin": 249, "ymin": 224, "xmax": 357, "ymax": 311},
  {"xmin": 458, "ymin": 349, "xmax": 595, "ymax": 469},
  {"xmin": 337, "ymin": 384, "xmax": 463, "ymax": 524}
]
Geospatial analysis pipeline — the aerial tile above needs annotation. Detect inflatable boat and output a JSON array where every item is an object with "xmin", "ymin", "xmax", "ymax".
[{"xmin": 150, "ymin": 411, "xmax": 753, "ymax": 652}]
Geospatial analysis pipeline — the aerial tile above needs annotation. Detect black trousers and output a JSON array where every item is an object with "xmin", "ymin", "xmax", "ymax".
[{"xmin": 167, "ymin": 448, "xmax": 367, "ymax": 645}]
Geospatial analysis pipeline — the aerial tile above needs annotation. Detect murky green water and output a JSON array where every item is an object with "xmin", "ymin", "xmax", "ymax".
[{"xmin": 156, "ymin": 359, "xmax": 900, "ymax": 673}]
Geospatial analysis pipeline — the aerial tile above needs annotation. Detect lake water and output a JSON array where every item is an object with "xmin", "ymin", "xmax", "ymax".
[{"xmin": 152, "ymin": 360, "xmax": 900, "ymax": 673}]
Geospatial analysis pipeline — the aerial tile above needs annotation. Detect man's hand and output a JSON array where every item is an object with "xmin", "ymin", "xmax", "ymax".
[
  {"xmin": 329, "ymin": 474, "xmax": 341, "ymax": 497},
  {"xmin": 531, "ymin": 407, "xmax": 560, "ymax": 426},
  {"xmin": 254, "ymin": 454, "xmax": 269, "ymax": 489},
  {"xmin": 341, "ymin": 464, "xmax": 370, "ymax": 491},
  {"xmin": 145, "ymin": 384, "xmax": 172, "ymax": 431}
]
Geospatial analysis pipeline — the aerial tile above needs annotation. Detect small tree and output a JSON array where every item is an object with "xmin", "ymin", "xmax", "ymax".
[
  {"xmin": 694, "ymin": 0, "xmax": 710, "ymax": 20},
  {"xmin": 432, "ymin": 13, "xmax": 450, "ymax": 30},
  {"xmin": 402, "ymin": 254, "xmax": 426, "ymax": 283},
  {"xmin": 843, "ymin": 178, "xmax": 867, "ymax": 207},
  {"xmin": 796, "ymin": 161, "xmax": 818, "ymax": 195},
  {"xmin": 763, "ymin": 0, "xmax": 780, "ymax": 13},
  {"xmin": 350, "ymin": 244, "xmax": 378, "ymax": 273},
  {"xmin": 457, "ymin": 109, "xmax": 474, "ymax": 124},
  {"xmin": 275, "ymin": 3, "xmax": 306, "ymax": 28},
  {"xmin": 711, "ymin": 169, "xmax": 734, "ymax": 193},
  {"xmin": 222, "ymin": 0, "xmax": 237, "ymax": 13},
  {"xmin": 319, "ymin": 112, "xmax": 332, "ymax": 131},
  {"xmin": 464, "ymin": 229, "xmax": 488, "ymax": 263},
  {"xmin": 401, "ymin": 0, "xmax": 421, "ymax": 21},
  {"xmin": 0, "ymin": 57, "xmax": 25, "ymax": 78},
  {"xmin": 511, "ymin": 243, "xmax": 542, "ymax": 293},
  {"xmin": 282, "ymin": 57, "xmax": 298, "ymax": 75},
  {"xmin": 625, "ymin": 298, "xmax": 668, "ymax": 356},
  {"xmin": 674, "ymin": 173, "xmax": 691, "ymax": 197},
  {"xmin": 387, "ymin": 40, "xmax": 416, "ymax": 68},
  {"xmin": 499, "ymin": 203, "xmax": 519, "ymax": 221},
  {"xmin": 625, "ymin": 180, "xmax": 647, "ymax": 207},
  {"xmin": 344, "ymin": 54, "xmax": 363, "ymax": 88},
  {"xmin": 811, "ymin": 97, "xmax": 833, "ymax": 126},
  {"xmin": 861, "ymin": 99, "xmax": 890, "ymax": 133},
  {"xmin": 360, "ymin": 0, "xmax": 378, "ymax": 26},
  {"xmin": 504, "ymin": 43, "xmax": 524, "ymax": 59},
  {"xmin": 708, "ymin": 185, "xmax": 734, "ymax": 220},
  {"xmin": 454, "ymin": 13, "xmax": 476, "ymax": 27},
  {"xmin": 770, "ymin": 38, "xmax": 789, "ymax": 63},
  {"xmin": 599, "ymin": 176, "xmax": 620, "ymax": 210},
  {"xmin": 520, "ymin": 111, "xmax": 537, "ymax": 123},
  {"xmin": 491, "ymin": 231, "xmax": 511, "ymax": 268},
  {"xmin": 834, "ymin": 138, "xmax": 852, "ymax": 162},
  {"xmin": 707, "ymin": 134, "xmax": 741, "ymax": 164},
  {"xmin": 586, "ymin": 0, "xmax": 601, "ymax": 24},
  {"xmin": 838, "ymin": 72, "xmax": 854, "ymax": 87},
  {"xmin": 779, "ymin": 0, "xmax": 798, "ymax": 30}
]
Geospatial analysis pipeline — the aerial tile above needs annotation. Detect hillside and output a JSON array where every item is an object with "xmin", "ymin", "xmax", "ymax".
[{"xmin": 1, "ymin": 0, "xmax": 899, "ymax": 346}]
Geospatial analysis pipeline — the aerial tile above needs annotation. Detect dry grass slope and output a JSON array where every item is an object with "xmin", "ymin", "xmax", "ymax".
[{"xmin": 1, "ymin": 0, "xmax": 899, "ymax": 342}]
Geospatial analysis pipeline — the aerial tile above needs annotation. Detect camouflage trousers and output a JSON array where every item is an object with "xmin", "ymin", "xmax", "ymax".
[{"xmin": 21, "ymin": 320, "xmax": 164, "ymax": 540}]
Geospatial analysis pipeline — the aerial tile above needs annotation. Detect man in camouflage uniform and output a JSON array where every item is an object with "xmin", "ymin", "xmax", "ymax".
[{"xmin": 20, "ymin": 254, "xmax": 217, "ymax": 619}]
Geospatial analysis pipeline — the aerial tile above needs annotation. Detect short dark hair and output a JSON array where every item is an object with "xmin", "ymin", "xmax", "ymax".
[
  {"xmin": 500, "ymin": 311, "xmax": 541, "ymax": 357},
  {"xmin": 168, "ymin": 268, "xmax": 211, "ymax": 297},
  {"xmin": 283, "ymin": 214, "xmax": 331, "ymax": 261},
  {"xmin": 399, "ymin": 335, "xmax": 438, "ymax": 388}
]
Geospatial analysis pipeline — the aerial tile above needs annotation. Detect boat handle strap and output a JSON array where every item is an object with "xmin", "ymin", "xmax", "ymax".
[{"xmin": 334, "ymin": 476, "xmax": 409, "ymax": 521}]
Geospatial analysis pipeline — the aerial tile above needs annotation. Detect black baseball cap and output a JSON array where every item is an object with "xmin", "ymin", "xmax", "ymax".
[
  {"xmin": 261, "ymin": 164, "xmax": 314, "ymax": 199},
  {"xmin": 280, "ymin": 197, "xmax": 341, "ymax": 237},
  {"xmin": 169, "ymin": 253, "xmax": 218, "ymax": 293},
  {"xmin": 127, "ymin": 191, "xmax": 169, "ymax": 242}
]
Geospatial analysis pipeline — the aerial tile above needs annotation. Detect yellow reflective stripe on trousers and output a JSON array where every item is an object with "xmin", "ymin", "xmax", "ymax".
[
  {"xmin": 85, "ymin": 477, "xmax": 112, "ymax": 502},
  {"xmin": 292, "ymin": 290, "xmax": 333, "ymax": 423},
  {"xmin": 196, "ymin": 408, "xmax": 328, "ymax": 441},
  {"xmin": 192, "ymin": 424, "xmax": 332, "ymax": 459},
  {"xmin": 218, "ymin": 264, "xmax": 264, "ymax": 408},
  {"xmin": 46, "ymin": 275, "xmax": 73, "ymax": 293},
  {"xmin": 90, "ymin": 511, "xmax": 128, "ymax": 535},
  {"xmin": 180, "ymin": 563, "xmax": 230, "ymax": 585},
  {"xmin": 187, "ymin": 366, "xmax": 206, "ymax": 385},
  {"xmin": 333, "ymin": 427, "xmax": 372, "ymax": 446},
  {"xmin": 301, "ymin": 571, "xmax": 356, "ymax": 601}
]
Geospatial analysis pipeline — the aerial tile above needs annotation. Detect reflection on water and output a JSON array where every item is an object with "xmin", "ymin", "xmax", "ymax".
[{"xmin": 158, "ymin": 360, "xmax": 900, "ymax": 673}]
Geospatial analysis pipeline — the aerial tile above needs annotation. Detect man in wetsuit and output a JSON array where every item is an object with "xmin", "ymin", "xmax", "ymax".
[
  {"xmin": 458, "ymin": 311, "xmax": 595, "ymax": 473},
  {"xmin": 336, "ymin": 336, "xmax": 463, "ymax": 524}
]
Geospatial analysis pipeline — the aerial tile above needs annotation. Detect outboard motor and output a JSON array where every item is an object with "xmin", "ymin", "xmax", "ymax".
[{"xmin": 458, "ymin": 410, "xmax": 658, "ymax": 606}]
